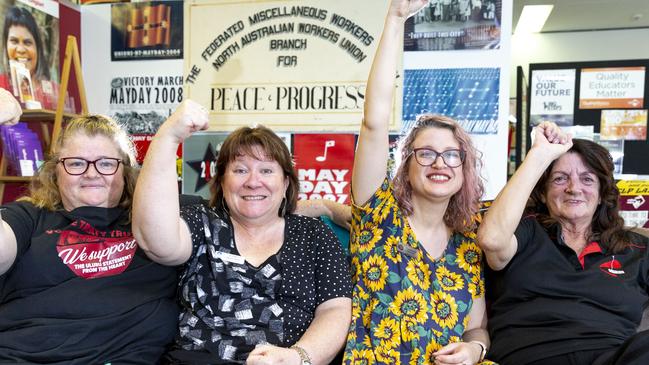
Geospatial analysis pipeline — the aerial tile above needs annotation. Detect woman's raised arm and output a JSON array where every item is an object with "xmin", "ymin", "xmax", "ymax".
[
  {"xmin": 478, "ymin": 122, "xmax": 572, "ymax": 270},
  {"xmin": 352, "ymin": 0, "xmax": 429, "ymax": 205},
  {"xmin": 132, "ymin": 100, "xmax": 209, "ymax": 265}
]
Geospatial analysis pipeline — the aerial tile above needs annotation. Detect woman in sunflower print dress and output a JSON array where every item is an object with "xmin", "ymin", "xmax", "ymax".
[{"xmin": 343, "ymin": 1, "xmax": 497, "ymax": 364}]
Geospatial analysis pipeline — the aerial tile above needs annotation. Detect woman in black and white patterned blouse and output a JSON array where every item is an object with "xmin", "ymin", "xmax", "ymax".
[{"xmin": 133, "ymin": 100, "xmax": 352, "ymax": 365}]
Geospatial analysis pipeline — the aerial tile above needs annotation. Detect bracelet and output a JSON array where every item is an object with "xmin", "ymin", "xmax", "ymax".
[
  {"xmin": 468, "ymin": 340, "xmax": 487, "ymax": 362},
  {"xmin": 290, "ymin": 344, "xmax": 313, "ymax": 365}
]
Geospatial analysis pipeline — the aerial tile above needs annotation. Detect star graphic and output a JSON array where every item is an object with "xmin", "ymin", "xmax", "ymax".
[{"xmin": 185, "ymin": 142, "xmax": 218, "ymax": 192}]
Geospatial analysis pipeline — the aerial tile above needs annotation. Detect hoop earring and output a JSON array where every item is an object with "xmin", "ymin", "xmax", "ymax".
[
  {"xmin": 221, "ymin": 196, "xmax": 230, "ymax": 215},
  {"xmin": 279, "ymin": 197, "xmax": 287, "ymax": 217}
]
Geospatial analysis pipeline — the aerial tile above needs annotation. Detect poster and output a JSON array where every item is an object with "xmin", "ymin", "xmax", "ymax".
[
  {"xmin": 111, "ymin": 1, "xmax": 183, "ymax": 61},
  {"xmin": 600, "ymin": 109, "xmax": 647, "ymax": 141},
  {"xmin": 108, "ymin": 73, "xmax": 184, "ymax": 134},
  {"xmin": 131, "ymin": 134, "xmax": 182, "ymax": 180},
  {"xmin": 529, "ymin": 69, "xmax": 575, "ymax": 126},
  {"xmin": 181, "ymin": 132, "xmax": 229, "ymax": 199},
  {"xmin": 0, "ymin": 0, "xmax": 60, "ymax": 110},
  {"xmin": 401, "ymin": 0, "xmax": 513, "ymax": 200},
  {"xmin": 81, "ymin": 1, "xmax": 127, "ymax": 3},
  {"xmin": 562, "ymin": 125, "xmax": 594, "ymax": 141},
  {"xmin": 401, "ymin": 67, "xmax": 500, "ymax": 134},
  {"xmin": 82, "ymin": 4, "xmax": 184, "ymax": 135},
  {"xmin": 595, "ymin": 135, "xmax": 624, "ymax": 176},
  {"xmin": 388, "ymin": 134, "xmax": 401, "ymax": 180},
  {"xmin": 293, "ymin": 133, "xmax": 356, "ymax": 204},
  {"xmin": 184, "ymin": 0, "xmax": 389, "ymax": 131},
  {"xmin": 617, "ymin": 180, "xmax": 649, "ymax": 228},
  {"xmin": 274, "ymin": 132, "xmax": 292, "ymax": 151},
  {"xmin": 579, "ymin": 67, "xmax": 645, "ymax": 109},
  {"xmin": 404, "ymin": 0, "xmax": 501, "ymax": 51}
]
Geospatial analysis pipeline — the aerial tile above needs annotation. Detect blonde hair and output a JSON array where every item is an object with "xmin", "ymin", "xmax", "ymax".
[{"xmin": 20, "ymin": 115, "xmax": 138, "ymax": 214}]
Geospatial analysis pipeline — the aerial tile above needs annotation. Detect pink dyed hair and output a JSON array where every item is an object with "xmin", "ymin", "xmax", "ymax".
[{"xmin": 392, "ymin": 114, "xmax": 484, "ymax": 232}]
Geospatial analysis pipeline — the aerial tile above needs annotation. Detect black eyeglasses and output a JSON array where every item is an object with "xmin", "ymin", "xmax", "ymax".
[
  {"xmin": 58, "ymin": 157, "xmax": 122, "ymax": 176},
  {"xmin": 409, "ymin": 148, "xmax": 465, "ymax": 168}
]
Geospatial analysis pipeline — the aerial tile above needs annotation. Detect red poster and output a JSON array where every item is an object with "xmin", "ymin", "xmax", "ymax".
[
  {"xmin": 293, "ymin": 134, "xmax": 356, "ymax": 204},
  {"xmin": 617, "ymin": 180, "xmax": 649, "ymax": 228},
  {"xmin": 131, "ymin": 134, "xmax": 182, "ymax": 179}
]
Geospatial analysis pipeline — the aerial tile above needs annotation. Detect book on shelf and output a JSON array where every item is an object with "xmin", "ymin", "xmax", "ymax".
[{"xmin": 1, "ymin": 123, "xmax": 44, "ymax": 177}]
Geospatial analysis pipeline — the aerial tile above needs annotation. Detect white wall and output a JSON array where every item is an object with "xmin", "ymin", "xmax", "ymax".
[{"xmin": 510, "ymin": 27, "xmax": 649, "ymax": 95}]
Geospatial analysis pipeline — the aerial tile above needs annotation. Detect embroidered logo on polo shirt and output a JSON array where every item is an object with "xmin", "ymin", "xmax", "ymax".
[{"xmin": 599, "ymin": 255, "xmax": 625, "ymax": 277}]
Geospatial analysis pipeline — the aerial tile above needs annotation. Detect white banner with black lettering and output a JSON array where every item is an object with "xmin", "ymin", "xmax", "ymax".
[{"xmin": 184, "ymin": 0, "xmax": 391, "ymax": 131}]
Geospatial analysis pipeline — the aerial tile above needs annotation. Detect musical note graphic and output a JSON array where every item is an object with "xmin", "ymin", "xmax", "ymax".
[{"xmin": 316, "ymin": 140, "xmax": 335, "ymax": 162}]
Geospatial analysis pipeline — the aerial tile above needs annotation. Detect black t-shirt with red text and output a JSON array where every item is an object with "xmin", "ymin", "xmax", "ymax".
[
  {"xmin": 0, "ymin": 201, "xmax": 178, "ymax": 364},
  {"xmin": 486, "ymin": 216, "xmax": 649, "ymax": 365}
]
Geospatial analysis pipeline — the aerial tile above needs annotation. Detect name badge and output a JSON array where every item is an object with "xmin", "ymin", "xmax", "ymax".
[
  {"xmin": 396, "ymin": 243, "xmax": 419, "ymax": 258},
  {"xmin": 215, "ymin": 251, "xmax": 246, "ymax": 265}
]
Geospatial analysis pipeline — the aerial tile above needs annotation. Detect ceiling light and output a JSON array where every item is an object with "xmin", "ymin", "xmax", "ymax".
[{"xmin": 515, "ymin": 5, "xmax": 554, "ymax": 34}]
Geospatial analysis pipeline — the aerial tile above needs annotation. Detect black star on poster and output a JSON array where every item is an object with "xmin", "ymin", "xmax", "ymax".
[
  {"xmin": 182, "ymin": 133, "xmax": 229, "ymax": 199},
  {"xmin": 185, "ymin": 142, "xmax": 217, "ymax": 192}
]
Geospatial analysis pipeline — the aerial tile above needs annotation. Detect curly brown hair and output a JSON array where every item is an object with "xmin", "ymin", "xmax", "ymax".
[
  {"xmin": 20, "ymin": 115, "xmax": 138, "ymax": 215},
  {"xmin": 527, "ymin": 138, "xmax": 631, "ymax": 253}
]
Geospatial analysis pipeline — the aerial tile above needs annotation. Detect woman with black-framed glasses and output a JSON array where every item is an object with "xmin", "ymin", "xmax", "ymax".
[
  {"xmin": 410, "ymin": 147, "xmax": 466, "ymax": 168},
  {"xmin": 0, "ymin": 115, "xmax": 178, "ymax": 364},
  {"xmin": 58, "ymin": 157, "xmax": 122, "ymax": 176},
  {"xmin": 342, "ymin": 1, "xmax": 495, "ymax": 364}
]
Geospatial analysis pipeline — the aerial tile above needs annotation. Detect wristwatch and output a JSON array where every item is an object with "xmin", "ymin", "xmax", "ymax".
[
  {"xmin": 290, "ymin": 345, "xmax": 313, "ymax": 365},
  {"xmin": 469, "ymin": 340, "xmax": 487, "ymax": 362}
]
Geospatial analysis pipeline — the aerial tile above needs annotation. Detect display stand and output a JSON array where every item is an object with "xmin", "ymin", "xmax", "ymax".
[{"xmin": 0, "ymin": 35, "xmax": 88, "ymax": 203}]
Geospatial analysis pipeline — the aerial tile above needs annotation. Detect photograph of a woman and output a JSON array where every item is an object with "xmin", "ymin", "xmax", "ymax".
[{"xmin": 1, "ymin": 3, "xmax": 59, "ymax": 110}]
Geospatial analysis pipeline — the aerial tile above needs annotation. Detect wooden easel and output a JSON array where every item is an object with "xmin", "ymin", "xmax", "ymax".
[
  {"xmin": 52, "ymin": 35, "xmax": 89, "ymax": 151},
  {"xmin": 0, "ymin": 35, "xmax": 88, "ymax": 202}
]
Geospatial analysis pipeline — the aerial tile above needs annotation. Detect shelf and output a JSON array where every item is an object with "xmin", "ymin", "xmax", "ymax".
[
  {"xmin": 0, "ymin": 176, "xmax": 32, "ymax": 183},
  {"xmin": 2, "ymin": 35, "xmax": 87, "ymax": 204},
  {"xmin": 20, "ymin": 109, "xmax": 81, "ymax": 122}
]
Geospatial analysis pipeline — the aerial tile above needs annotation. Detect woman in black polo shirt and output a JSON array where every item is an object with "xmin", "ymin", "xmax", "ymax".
[{"xmin": 478, "ymin": 122, "xmax": 649, "ymax": 365}]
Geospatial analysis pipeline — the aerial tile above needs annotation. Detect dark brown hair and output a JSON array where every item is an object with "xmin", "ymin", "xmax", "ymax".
[
  {"xmin": 527, "ymin": 138, "xmax": 631, "ymax": 253},
  {"xmin": 3, "ymin": 6, "xmax": 50, "ymax": 80},
  {"xmin": 208, "ymin": 125, "xmax": 298, "ymax": 216}
]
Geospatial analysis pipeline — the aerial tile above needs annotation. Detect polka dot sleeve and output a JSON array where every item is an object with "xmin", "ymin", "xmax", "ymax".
[
  {"xmin": 179, "ymin": 203, "xmax": 209, "ymax": 260},
  {"xmin": 311, "ymin": 218, "xmax": 353, "ymax": 305}
]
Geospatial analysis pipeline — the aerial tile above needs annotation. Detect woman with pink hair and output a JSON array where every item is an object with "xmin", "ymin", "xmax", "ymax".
[{"xmin": 343, "ymin": 0, "xmax": 495, "ymax": 364}]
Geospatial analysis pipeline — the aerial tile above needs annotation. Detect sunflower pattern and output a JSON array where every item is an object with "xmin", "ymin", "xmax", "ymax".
[
  {"xmin": 407, "ymin": 259, "xmax": 432, "ymax": 290},
  {"xmin": 457, "ymin": 240, "xmax": 482, "ymax": 276},
  {"xmin": 436, "ymin": 266, "xmax": 464, "ymax": 292},
  {"xmin": 385, "ymin": 236, "xmax": 403, "ymax": 264},
  {"xmin": 430, "ymin": 291, "xmax": 459, "ymax": 329},
  {"xmin": 343, "ymin": 179, "xmax": 498, "ymax": 365},
  {"xmin": 363, "ymin": 255, "xmax": 390, "ymax": 292},
  {"xmin": 358, "ymin": 224, "xmax": 384, "ymax": 254},
  {"xmin": 469, "ymin": 273, "xmax": 485, "ymax": 298}
]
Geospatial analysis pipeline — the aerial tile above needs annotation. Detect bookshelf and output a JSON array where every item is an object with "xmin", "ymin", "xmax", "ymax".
[
  {"xmin": 0, "ymin": 36, "xmax": 87, "ymax": 203},
  {"xmin": 0, "ymin": 110, "xmax": 82, "ymax": 201}
]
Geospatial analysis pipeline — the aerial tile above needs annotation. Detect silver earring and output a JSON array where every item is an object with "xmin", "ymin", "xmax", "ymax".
[
  {"xmin": 279, "ymin": 197, "xmax": 287, "ymax": 217},
  {"xmin": 221, "ymin": 196, "xmax": 230, "ymax": 214}
]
